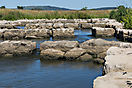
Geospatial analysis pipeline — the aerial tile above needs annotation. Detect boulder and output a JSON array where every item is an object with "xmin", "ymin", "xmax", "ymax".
[
  {"xmin": 77, "ymin": 53, "xmax": 92, "ymax": 62},
  {"xmin": 94, "ymin": 46, "xmax": 132, "ymax": 88},
  {"xmin": 104, "ymin": 47, "xmax": 132, "ymax": 74},
  {"xmin": 92, "ymin": 27, "xmax": 115, "ymax": 37},
  {"xmin": 40, "ymin": 40, "xmax": 79, "ymax": 52},
  {"xmin": 25, "ymin": 29, "xmax": 50, "ymax": 39},
  {"xmin": 93, "ymin": 23, "xmax": 106, "ymax": 28},
  {"xmin": 64, "ymin": 23, "xmax": 79, "ymax": 29},
  {"xmin": 3, "ymin": 29, "xmax": 26, "ymax": 40},
  {"xmin": 40, "ymin": 49, "xmax": 65, "ymax": 60},
  {"xmin": 93, "ymin": 58, "xmax": 104, "ymax": 64},
  {"xmin": 52, "ymin": 28, "xmax": 74, "ymax": 38},
  {"xmin": 81, "ymin": 23, "xmax": 93, "ymax": 29},
  {"xmin": 64, "ymin": 48, "xmax": 86, "ymax": 60},
  {"xmin": 45, "ymin": 23, "xmax": 53, "ymax": 29},
  {"xmin": 0, "ymin": 40, "xmax": 36, "ymax": 56},
  {"xmin": 94, "ymin": 72, "xmax": 129, "ymax": 88},
  {"xmin": 53, "ymin": 23, "xmax": 64, "ymax": 28}
]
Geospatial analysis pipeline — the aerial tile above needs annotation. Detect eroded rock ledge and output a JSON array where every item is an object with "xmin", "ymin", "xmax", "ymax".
[{"xmin": 94, "ymin": 46, "xmax": 132, "ymax": 88}]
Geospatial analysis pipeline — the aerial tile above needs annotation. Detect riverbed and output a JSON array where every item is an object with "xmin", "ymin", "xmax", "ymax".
[{"xmin": 0, "ymin": 29, "xmax": 118, "ymax": 88}]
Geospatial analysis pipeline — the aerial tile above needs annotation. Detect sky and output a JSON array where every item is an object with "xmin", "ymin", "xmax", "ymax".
[{"xmin": 0, "ymin": 0, "xmax": 131, "ymax": 9}]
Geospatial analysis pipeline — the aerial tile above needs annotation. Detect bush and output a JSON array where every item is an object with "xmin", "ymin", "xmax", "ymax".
[
  {"xmin": 0, "ymin": 6, "xmax": 5, "ymax": 9},
  {"xmin": 122, "ymin": 10, "xmax": 132, "ymax": 29},
  {"xmin": 17, "ymin": 6, "xmax": 23, "ymax": 9},
  {"xmin": 109, "ymin": 10, "xmax": 116, "ymax": 19},
  {"xmin": 109, "ymin": 5, "xmax": 132, "ymax": 29},
  {"xmin": 109, "ymin": 5, "xmax": 127, "ymax": 22},
  {"xmin": 81, "ymin": 7, "xmax": 88, "ymax": 10}
]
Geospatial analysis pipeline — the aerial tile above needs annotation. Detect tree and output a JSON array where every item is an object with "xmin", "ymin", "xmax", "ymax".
[
  {"xmin": 81, "ymin": 7, "xmax": 88, "ymax": 10},
  {"xmin": 0, "ymin": 6, "xmax": 5, "ymax": 9},
  {"xmin": 17, "ymin": 6, "xmax": 24, "ymax": 9}
]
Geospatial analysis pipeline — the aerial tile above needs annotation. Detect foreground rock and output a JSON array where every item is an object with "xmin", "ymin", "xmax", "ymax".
[
  {"xmin": 0, "ymin": 40, "xmax": 36, "ymax": 57},
  {"xmin": 94, "ymin": 46, "xmax": 132, "ymax": 88}
]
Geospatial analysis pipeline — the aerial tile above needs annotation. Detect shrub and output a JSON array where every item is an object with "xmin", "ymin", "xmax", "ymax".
[
  {"xmin": 81, "ymin": 7, "xmax": 88, "ymax": 10},
  {"xmin": 17, "ymin": 6, "xmax": 23, "ymax": 9},
  {"xmin": 109, "ymin": 10, "xmax": 117, "ymax": 19},
  {"xmin": 122, "ymin": 10, "xmax": 132, "ymax": 29},
  {"xmin": 0, "ymin": 6, "xmax": 5, "ymax": 9},
  {"xmin": 109, "ymin": 5, "xmax": 127, "ymax": 22}
]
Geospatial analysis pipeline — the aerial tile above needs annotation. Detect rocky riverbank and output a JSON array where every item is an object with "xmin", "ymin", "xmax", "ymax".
[
  {"xmin": 0, "ymin": 18, "xmax": 123, "ymax": 40},
  {"xmin": 93, "ymin": 45, "xmax": 132, "ymax": 88}
]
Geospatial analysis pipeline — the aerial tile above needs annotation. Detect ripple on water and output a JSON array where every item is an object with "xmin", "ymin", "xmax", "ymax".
[{"xmin": 0, "ymin": 57, "xmax": 103, "ymax": 88}]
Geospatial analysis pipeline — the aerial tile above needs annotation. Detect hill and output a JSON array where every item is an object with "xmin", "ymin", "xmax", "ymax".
[
  {"xmin": 23, "ymin": 6, "xmax": 71, "ymax": 10},
  {"xmin": 91, "ymin": 7, "xmax": 117, "ymax": 10}
]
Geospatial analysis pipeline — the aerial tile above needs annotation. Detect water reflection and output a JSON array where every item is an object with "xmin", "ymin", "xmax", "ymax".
[{"xmin": 0, "ymin": 57, "xmax": 102, "ymax": 88}]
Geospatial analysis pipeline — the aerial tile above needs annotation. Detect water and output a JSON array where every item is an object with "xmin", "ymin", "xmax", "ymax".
[
  {"xmin": 16, "ymin": 26, "xmax": 25, "ymax": 29},
  {"xmin": 0, "ymin": 57, "xmax": 102, "ymax": 88},
  {"xmin": 0, "ymin": 28, "xmax": 118, "ymax": 88}
]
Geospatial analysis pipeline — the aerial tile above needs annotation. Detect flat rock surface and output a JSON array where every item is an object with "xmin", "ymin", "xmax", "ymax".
[
  {"xmin": 40, "ymin": 40, "xmax": 79, "ymax": 52},
  {"xmin": 94, "ymin": 46, "xmax": 132, "ymax": 88}
]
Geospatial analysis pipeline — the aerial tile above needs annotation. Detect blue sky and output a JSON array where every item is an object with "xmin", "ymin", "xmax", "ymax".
[{"xmin": 0, "ymin": 0, "xmax": 131, "ymax": 9}]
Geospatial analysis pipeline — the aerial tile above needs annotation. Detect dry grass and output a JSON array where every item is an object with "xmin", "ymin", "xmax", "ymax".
[{"xmin": 0, "ymin": 9, "xmax": 112, "ymax": 20}]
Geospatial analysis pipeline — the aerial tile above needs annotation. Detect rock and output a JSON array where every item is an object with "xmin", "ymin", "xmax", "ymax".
[
  {"xmin": 0, "ymin": 40, "xmax": 36, "ymax": 56},
  {"xmin": 93, "ymin": 23, "xmax": 106, "ymax": 28},
  {"xmin": 77, "ymin": 53, "xmax": 92, "ymax": 62},
  {"xmin": 53, "ymin": 23, "xmax": 64, "ymax": 28},
  {"xmin": 80, "ymin": 39, "xmax": 114, "ymax": 58},
  {"xmin": 104, "ymin": 47, "xmax": 132, "ymax": 74},
  {"xmin": 40, "ymin": 40, "xmax": 79, "ymax": 52},
  {"xmin": 3, "ymin": 29, "xmax": 26, "ymax": 40},
  {"xmin": 25, "ymin": 29, "xmax": 50, "ymax": 39},
  {"xmin": 52, "ymin": 28, "xmax": 74, "ymax": 38},
  {"xmin": 81, "ymin": 23, "xmax": 93, "ymax": 29},
  {"xmin": 80, "ymin": 39, "xmax": 119, "ymax": 47},
  {"xmin": 94, "ymin": 46, "xmax": 132, "ymax": 88},
  {"xmin": 45, "ymin": 23, "xmax": 53, "ymax": 29},
  {"xmin": 4, "ymin": 54, "xmax": 13, "ymax": 57},
  {"xmin": 64, "ymin": 23, "xmax": 79, "ymax": 29},
  {"xmin": 40, "ymin": 49, "xmax": 65, "ymax": 60},
  {"xmin": 93, "ymin": 58, "xmax": 104, "ymax": 64},
  {"xmin": 97, "ymin": 52, "xmax": 106, "ymax": 59},
  {"xmin": 65, "ymin": 48, "xmax": 86, "ymax": 60},
  {"xmin": 94, "ymin": 72, "xmax": 129, "ymax": 88},
  {"xmin": 92, "ymin": 27, "xmax": 115, "ymax": 37}
]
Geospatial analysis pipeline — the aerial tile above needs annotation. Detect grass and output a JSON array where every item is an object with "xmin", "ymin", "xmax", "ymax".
[{"xmin": 0, "ymin": 9, "xmax": 111, "ymax": 20}]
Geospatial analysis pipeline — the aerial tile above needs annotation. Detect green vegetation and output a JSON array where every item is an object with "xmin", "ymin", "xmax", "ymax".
[
  {"xmin": 81, "ymin": 7, "xmax": 88, "ymax": 10},
  {"xmin": 0, "ymin": 6, "xmax": 5, "ymax": 9},
  {"xmin": 17, "ymin": 6, "xmax": 24, "ymax": 9},
  {"xmin": 109, "ymin": 5, "xmax": 132, "ymax": 29},
  {"xmin": 0, "ymin": 9, "xmax": 110, "ymax": 20}
]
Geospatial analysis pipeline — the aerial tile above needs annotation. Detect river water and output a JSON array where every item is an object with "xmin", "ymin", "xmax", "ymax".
[{"xmin": 0, "ymin": 29, "xmax": 118, "ymax": 88}]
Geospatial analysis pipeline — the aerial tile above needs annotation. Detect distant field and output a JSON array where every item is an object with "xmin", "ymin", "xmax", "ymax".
[{"xmin": 0, "ymin": 9, "xmax": 112, "ymax": 20}]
